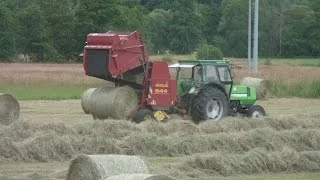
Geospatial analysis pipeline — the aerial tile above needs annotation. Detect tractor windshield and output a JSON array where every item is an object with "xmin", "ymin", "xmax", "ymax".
[
  {"xmin": 204, "ymin": 66, "xmax": 218, "ymax": 82},
  {"xmin": 217, "ymin": 66, "xmax": 232, "ymax": 82},
  {"xmin": 203, "ymin": 65, "xmax": 232, "ymax": 82}
]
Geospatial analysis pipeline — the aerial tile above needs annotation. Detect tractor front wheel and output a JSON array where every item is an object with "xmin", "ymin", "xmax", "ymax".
[
  {"xmin": 134, "ymin": 109, "xmax": 155, "ymax": 123},
  {"xmin": 246, "ymin": 105, "xmax": 266, "ymax": 118},
  {"xmin": 190, "ymin": 88, "xmax": 229, "ymax": 123}
]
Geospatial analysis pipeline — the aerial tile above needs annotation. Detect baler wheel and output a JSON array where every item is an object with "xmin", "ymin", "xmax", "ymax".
[{"xmin": 134, "ymin": 109, "xmax": 155, "ymax": 123}]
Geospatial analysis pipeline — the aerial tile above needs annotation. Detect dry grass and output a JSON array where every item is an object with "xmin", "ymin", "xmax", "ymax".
[
  {"xmin": 0, "ymin": 60, "xmax": 318, "ymax": 86},
  {"xmin": 0, "ymin": 63, "xmax": 105, "ymax": 85},
  {"xmin": 230, "ymin": 62, "xmax": 320, "ymax": 83},
  {"xmin": 229, "ymin": 60, "xmax": 320, "ymax": 97},
  {"xmin": 1, "ymin": 98, "xmax": 320, "ymax": 179},
  {"xmin": 1, "ymin": 61, "xmax": 319, "ymax": 98},
  {"xmin": 1, "ymin": 113, "xmax": 320, "ymax": 162},
  {"xmin": 181, "ymin": 147, "xmax": 320, "ymax": 176}
]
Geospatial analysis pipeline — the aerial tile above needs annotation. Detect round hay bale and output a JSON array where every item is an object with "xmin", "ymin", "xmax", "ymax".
[
  {"xmin": 0, "ymin": 93, "xmax": 20, "ymax": 125},
  {"xmin": 90, "ymin": 86, "xmax": 138, "ymax": 120},
  {"xmin": 105, "ymin": 174, "xmax": 175, "ymax": 180},
  {"xmin": 240, "ymin": 77, "xmax": 269, "ymax": 100},
  {"xmin": 81, "ymin": 88, "xmax": 97, "ymax": 114},
  {"xmin": 67, "ymin": 155, "xmax": 149, "ymax": 180}
]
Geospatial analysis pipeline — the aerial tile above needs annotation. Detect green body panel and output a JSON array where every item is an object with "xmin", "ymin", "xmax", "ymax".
[{"xmin": 230, "ymin": 85, "xmax": 256, "ymax": 105}]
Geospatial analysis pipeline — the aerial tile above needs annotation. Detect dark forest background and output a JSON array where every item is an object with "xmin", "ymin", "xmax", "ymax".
[{"xmin": 0, "ymin": 0, "xmax": 319, "ymax": 62}]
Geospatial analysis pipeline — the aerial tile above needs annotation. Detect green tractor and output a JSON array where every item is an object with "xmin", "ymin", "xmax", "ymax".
[{"xmin": 169, "ymin": 60, "xmax": 266, "ymax": 123}]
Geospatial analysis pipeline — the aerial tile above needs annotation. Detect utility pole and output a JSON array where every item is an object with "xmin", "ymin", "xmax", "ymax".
[
  {"xmin": 252, "ymin": 0, "xmax": 259, "ymax": 73},
  {"xmin": 248, "ymin": 0, "xmax": 252, "ymax": 71}
]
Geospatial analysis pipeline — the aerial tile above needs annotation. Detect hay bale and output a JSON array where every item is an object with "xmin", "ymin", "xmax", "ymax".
[
  {"xmin": 240, "ymin": 77, "xmax": 269, "ymax": 100},
  {"xmin": 67, "ymin": 155, "xmax": 149, "ymax": 180},
  {"xmin": 90, "ymin": 86, "xmax": 138, "ymax": 120},
  {"xmin": 0, "ymin": 93, "xmax": 20, "ymax": 125},
  {"xmin": 81, "ymin": 88, "xmax": 97, "ymax": 114},
  {"xmin": 105, "ymin": 174, "xmax": 175, "ymax": 180}
]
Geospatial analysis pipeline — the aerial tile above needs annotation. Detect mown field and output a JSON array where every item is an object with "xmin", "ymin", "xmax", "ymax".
[
  {"xmin": 0, "ymin": 58, "xmax": 319, "ymax": 180},
  {"xmin": 1, "ymin": 99, "xmax": 320, "ymax": 179}
]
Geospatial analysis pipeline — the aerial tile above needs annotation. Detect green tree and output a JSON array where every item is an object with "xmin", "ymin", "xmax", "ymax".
[
  {"xmin": 148, "ymin": 9, "xmax": 172, "ymax": 53},
  {"xmin": 117, "ymin": 3, "xmax": 151, "ymax": 47},
  {"xmin": 218, "ymin": 0, "xmax": 248, "ymax": 57},
  {"xmin": 140, "ymin": 0, "xmax": 162, "ymax": 11},
  {"xmin": 196, "ymin": 44, "xmax": 223, "ymax": 59},
  {"xmin": 74, "ymin": 0, "xmax": 150, "ymax": 54},
  {"xmin": 258, "ymin": 0, "xmax": 283, "ymax": 57},
  {"xmin": 0, "ymin": 5, "xmax": 16, "ymax": 60},
  {"xmin": 305, "ymin": 0, "xmax": 320, "ymax": 56},
  {"xmin": 282, "ymin": 4, "xmax": 315, "ymax": 56},
  {"xmin": 36, "ymin": 0, "xmax": 76, "ymax": 60},
  {"xmin": 197, "ymin": 0, "xmax": 223, "ymax": 45},
  {"xmin": 74, "ymin": 0, "xmax": 121, "ymax": 52},
  {"xmin": 259, "ymin": 0, "xmax": 317, "ymax": 57},
  {"xmin": 18, "ymin": 4, "xmax": 59, "ymax": 61},
  {"xmin": 167, "ymin": 0, "xmax": 203, "ymax": 54}
]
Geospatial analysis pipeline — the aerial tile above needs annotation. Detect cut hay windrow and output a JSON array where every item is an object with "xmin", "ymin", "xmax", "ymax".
[
  {"xmin": 81, "ymin": 88, "xmax": 97, "ymax": 114},
  {"xmin": 13, "ymin": 132, "xmax": 77, "ymax": 162},
  {"xmin": 1, "ymin": 114, "xmax": 320, "ymax": 162},
  {"xmin": 67, "ymin": 155, "xmax": 149, "ymax": 180},
  {"xmin": 123, "ymin": 127, "xmax": 320, "ymax": 156},
  {"xmin": 181, "ymin": 147, "xmax": 320, "ymax": 176},
  {"xmin": 0, "ymin": 93, "xmax": 20, "ymax": 125},
  {"xmin": 141, "ymin": 114, "xmax": 320, "ymax": 136},
  {"xmin": 90, "ymin": 86, "xmax": 138, "ymax": 120},
  {"xmin": 240, "ymin": 77, "xmax": 269, "ymax": 100},
  {"xmin": 75, "ymin": 120, "xmax": 141, "ymax": 139},
  {"xmin": 105, "ymin": 174, "xmax": 175, "ymax": 180},
  {"xmin": 198, "ymin": 114, "xmax": 320, "ymax": 134}
]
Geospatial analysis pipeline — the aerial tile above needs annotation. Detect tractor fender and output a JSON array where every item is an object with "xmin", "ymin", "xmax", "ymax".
[{"xmin": 199, "ymin": 83, "xmax": 229, "ymax": 99}]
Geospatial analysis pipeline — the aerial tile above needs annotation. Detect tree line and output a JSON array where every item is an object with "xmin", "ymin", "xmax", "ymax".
[{"xmin": 0, "ymin": 0, "xmax": 319, "ymax": 62}]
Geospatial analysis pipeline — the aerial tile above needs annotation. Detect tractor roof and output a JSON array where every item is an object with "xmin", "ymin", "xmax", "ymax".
[{"xmin": 168, "ymin": 60, "xmax": 229, "ymax": 68}]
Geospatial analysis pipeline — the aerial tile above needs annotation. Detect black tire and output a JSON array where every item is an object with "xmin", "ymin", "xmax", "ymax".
[
  {"xmin": 179, "ymin": 93, "xmax": 193, "ymax": 112},
  {"xmin": 247, "ymin": 105, "xmax": 266, "ymax": 118},
  {"xmin": 134, "ymin": 109, "xmax": 155, "ymax": 123},
  {"xmin": 190, "ymin": 87, "xmax": 229, "ymax": 123}
]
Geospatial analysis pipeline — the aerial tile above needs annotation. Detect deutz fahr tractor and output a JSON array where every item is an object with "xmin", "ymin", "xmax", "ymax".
[
  {"xmin": 169, "ymin": 60, "xmax": 266, "ymax": 123},
  {"xmin": 82, "ymin": 31, "xmax": 266, "ymax": 123}
]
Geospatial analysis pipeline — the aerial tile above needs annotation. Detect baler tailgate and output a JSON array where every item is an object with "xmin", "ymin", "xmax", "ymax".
[{"xmin": 86, "ymin": 49, "xmax": 110, "ymax": 77}]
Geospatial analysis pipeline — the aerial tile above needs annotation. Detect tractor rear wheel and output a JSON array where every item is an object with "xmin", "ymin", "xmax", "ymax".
[
  {"xmin": 190, "ymin": 88, "xmax": 229, "ymax": 123},
  {"xmin": 134, "ymin": 109, "xmax": 155, "ymax": 123},
  {"xmin": 247, "ymin": 105, "xmax": 266, "ymax": 118}
]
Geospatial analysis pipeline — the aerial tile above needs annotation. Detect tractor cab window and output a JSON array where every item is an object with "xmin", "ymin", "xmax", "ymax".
[
  {"xmin": 217, "ymin": 66, "xmax": 232, "ymax": 82},
  {"xmin": 204, "ymin": 66, "xmax": 218, "ymax": 82},
  {"xmin": 177, "ymin": 68, "xmax": 193, "ymax": 79},
  {"xmin": 194, "ymin": 66, "xmax": 203, "ymax": 81}
]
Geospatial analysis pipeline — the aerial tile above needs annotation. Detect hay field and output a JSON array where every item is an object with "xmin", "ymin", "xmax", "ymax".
[
  {"xmin": 0, "ymin": 62, "xmax": 320, "ymax": 179},
  {"xmin": 1, "ymin": 61, "xmax": 319, "ymax": 86},
  {"xmin": 0, "ymin": 63, "xmax": 103, "ymax": 85},
  {"xmin": 0, "ymin": 99, "xmax": 320, "ymax": 179}
]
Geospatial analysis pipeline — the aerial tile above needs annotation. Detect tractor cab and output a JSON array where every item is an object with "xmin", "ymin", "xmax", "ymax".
[{"xmin": 169, "ymin": 60, "xmax": 233, "ymax": 97}]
